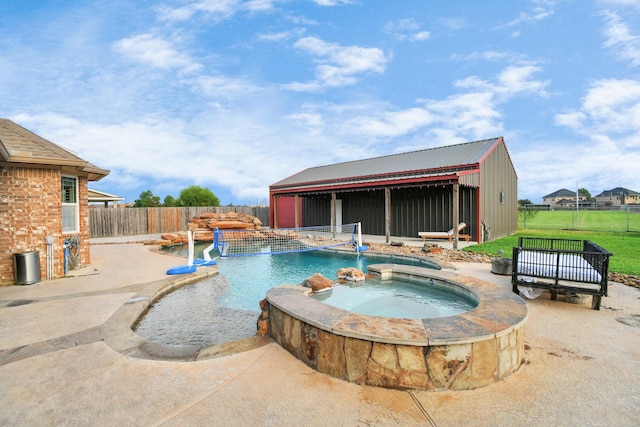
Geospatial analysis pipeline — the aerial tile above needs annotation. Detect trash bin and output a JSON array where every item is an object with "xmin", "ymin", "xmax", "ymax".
[{"xmin": 13, "ymin": 251, "xmax": 41, "ymax": 285}]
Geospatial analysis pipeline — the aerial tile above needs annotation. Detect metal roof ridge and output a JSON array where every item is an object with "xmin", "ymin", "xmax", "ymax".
[{"xmin": 301, "ymin": 137, "xmax": 501, "ymax": 171}]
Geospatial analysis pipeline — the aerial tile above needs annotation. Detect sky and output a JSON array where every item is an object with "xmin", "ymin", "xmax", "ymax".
[{"xmin": 2, "ymin": 0, "xmax": 640, "ymax": 206}]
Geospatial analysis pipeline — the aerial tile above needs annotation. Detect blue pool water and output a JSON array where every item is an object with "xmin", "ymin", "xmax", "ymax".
[
  {"xmin": 162, "ymin": 243, "xmax": 439, "ymax": 312},
  {"xmin": 312, "ymin": 277, "xmax": 477, "ymax": 319},
  {"xmin": 214, "ymin": 249, "xmax": 439, "ymax": 311},
  {"xmin": 135, "ymin": 244, "xmax": 440, "ymax": 346}
]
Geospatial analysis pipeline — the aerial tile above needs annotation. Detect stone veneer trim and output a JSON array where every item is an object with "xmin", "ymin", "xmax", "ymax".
[{"xmin": 266, "ymin": 264, "xmax": 528, "ymax": 391}]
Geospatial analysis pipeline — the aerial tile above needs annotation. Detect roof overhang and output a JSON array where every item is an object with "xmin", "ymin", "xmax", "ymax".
[
  {"xmin": 1, "ymin": 159, "xmax": 110, "ymax": 181},
  {"xmin": 88, "ymin": 188, "xmax": 125, "ymax": 202},
  {"xmin": 270, "ymin": 165, "xmax": 479, "ymax": 196},
  {"xmin": 0, "ymin": 119, "xmax": 110, "ymax": 181}
]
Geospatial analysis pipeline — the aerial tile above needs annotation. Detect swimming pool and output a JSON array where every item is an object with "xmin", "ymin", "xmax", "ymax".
[
  {"xmin": 312, "ymin": 276, "xmax": 477, "ymax": 319},
  {"xmin": 267, "ymin": 264, "xmax": 528, "ymax": 391},
  {"xmin": 135, "ymin": 245, "xmax": 440, "ymax": 346}
]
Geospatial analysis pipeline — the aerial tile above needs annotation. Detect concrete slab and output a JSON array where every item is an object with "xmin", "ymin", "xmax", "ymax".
[
  {"xmin": 412, "ymin": 262, "xmax": 640, "ymax": 426},
  {"xmin": 0, "ymin": 236, "xmax": 638, "ymax": 426}
]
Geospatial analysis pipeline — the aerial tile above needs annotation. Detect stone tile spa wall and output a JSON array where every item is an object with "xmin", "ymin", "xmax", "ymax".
[{"xmin": 265, "ymin": 265, "xmax": 528, "ymax": 391}]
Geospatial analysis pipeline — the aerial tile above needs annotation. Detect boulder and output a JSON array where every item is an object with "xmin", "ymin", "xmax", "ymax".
[
  {"xmin": 206, "ymin": 220, "xmax": 255, "ymax": 230},
  {"xmin": 161, "ymin": 212, "xmax": 264, "ymax": 244},
  {"xmin": 302, "ymin": 273, "xmax": 333, "ymax": 292},
  {"xmin": 336, "ymin": 267, "xmax": 366, "ymax": 282}
]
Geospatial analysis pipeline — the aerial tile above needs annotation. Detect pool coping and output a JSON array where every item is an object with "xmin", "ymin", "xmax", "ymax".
[
  {"xmin": 100, "ymin": 265, "xmax": 270, "ymax": 361},
  {"xmin": 266, "ymin": 263, "xmax": 528, "ymax": 346},
  {"xmin": 100, "ymin": 249, "xmax": 448, "ymax": 361}
]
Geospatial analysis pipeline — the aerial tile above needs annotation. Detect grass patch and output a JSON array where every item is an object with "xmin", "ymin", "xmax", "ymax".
[
  {"xmin": 464, "ymin": 229, "xmax": 640, "ymax": 276},
  {"xmin": 519, "ymin": 209, "xmax": 640, "ymax": 232}
]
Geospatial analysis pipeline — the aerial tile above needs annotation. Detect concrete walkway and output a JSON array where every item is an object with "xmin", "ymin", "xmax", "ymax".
[{"xmin": 0, "ymin": 237, "xmax": 638, "ymax": 426}]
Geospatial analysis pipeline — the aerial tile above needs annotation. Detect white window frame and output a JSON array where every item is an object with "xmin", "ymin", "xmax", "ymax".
[{"xmin": 61, "ymin": 175, "xmax": 79, "ymax": 234}]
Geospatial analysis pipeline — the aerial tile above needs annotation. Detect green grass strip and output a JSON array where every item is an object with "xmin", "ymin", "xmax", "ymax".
[{"xmin": 464, "ymin": 229, "xmax": 640, "ymax": 276}]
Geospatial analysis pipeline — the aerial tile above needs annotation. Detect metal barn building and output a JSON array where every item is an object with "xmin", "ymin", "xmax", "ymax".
[{"xmin": 269, "ymin": 137, "xmax": 517, "ymax": 245}]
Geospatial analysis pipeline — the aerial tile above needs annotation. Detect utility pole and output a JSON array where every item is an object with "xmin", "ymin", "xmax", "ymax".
[{"xmin": 575, "ymin": 181, "xmax": 579, "ymax": 229}]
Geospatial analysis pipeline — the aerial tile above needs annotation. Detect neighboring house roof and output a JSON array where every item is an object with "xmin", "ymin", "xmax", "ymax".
[
  {"xmin": 0, "ymin": 118, "xmax": 109, "ymax": 181},
  {"xmin": 556, "ymin": 198, "xmax": 593, "ymax": 205},
  {"xmin": 271, "ymin": 137, "xmax": 505, "ymax": 192},
  {"xmin": 88, "ymin": 188, "xmax": 125, "ymax": 203},
  {"xmin": 555, "ymin": 198, "xmax": 573, "ymax": 205},
  {"xmin": 543, "ymin": 188, "xmax": 575, "ymax": 199},
  {"xmin": 595, "ymin": 187, "xmax": 640, "ymax": 197}
]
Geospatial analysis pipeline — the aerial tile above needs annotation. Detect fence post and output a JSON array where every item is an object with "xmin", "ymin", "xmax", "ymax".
[{"xmin": 627, "ymin": 204, "xmax": 630, "ymax": 232}]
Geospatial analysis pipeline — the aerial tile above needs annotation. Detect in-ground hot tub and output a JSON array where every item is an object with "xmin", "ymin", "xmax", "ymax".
[{"xmin": 264, "ymin": 264, "xmax": 528, "ymax": 391}]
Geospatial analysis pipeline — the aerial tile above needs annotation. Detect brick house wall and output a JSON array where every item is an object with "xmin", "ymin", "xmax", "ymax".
[{"xmin": 0, "ymin": 166, "xmax": 91, "ymax": 284}]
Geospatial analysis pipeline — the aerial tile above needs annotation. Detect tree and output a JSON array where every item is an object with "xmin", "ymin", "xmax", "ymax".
[
  {"xmin": 578, "ymin": 188, "xmax": 594, "ymax": 201},
  {"xmin": 133, "ymin": 190, "xmax": 161, "ymax": 207},
  {"xmin": 163, "ymin": 195, "xmax": 176, "ymax": 207},
  {"xmin": 518, "ymin": 198, "xmax": 538, "ymax": 222},
  {"xmin": 175, "ymin": 185, "xmax": 220, "ymax": 207}
]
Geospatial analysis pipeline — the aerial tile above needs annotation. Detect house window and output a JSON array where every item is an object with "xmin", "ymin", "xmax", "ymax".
[
  {"xmin": 61, "ymin": 176, "xmax": 78, "ymax": 233},
  {"xmin": 500, "ymin": 191, "xmax": 505, "ymax": 204}
]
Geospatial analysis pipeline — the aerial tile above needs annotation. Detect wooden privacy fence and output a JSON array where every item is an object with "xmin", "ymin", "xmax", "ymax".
[{"xmin": 89, "ymin": 206, "xmax": 270, "ymax": 238}]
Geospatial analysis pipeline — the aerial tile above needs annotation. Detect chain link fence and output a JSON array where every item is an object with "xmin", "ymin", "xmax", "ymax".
[{"xmin": 519, "ymin": 205, "xmax": 640, "ymax": 233}]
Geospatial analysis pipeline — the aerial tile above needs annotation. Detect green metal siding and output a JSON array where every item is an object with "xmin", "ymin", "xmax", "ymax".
[{"xmin": 479, "ymin": 140, "xmax": 518, "ymax": 240}]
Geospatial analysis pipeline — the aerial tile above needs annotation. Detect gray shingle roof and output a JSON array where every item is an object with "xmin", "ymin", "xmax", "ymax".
[
  {"xmin": 272, "ymin": 137, "xmax": 502, "ymax": 188},
  {"xmin": 543, "ymin": 188, "xmax": 575, "ymax": 198},
  {"xmin": 0, "ymin": 118, "xmax": 109, "ymax": 181},
  {"xmin": 596, "ymin": 187, "xmax": 640, "ymax": 197}
]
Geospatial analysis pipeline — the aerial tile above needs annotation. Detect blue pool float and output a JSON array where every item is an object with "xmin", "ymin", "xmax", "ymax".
[{"xmin": 166, "ymin": 264, "xmax": 197, "ymax": 275}]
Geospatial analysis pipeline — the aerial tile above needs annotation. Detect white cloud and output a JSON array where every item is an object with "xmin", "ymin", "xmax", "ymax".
[
  {"xmin": 554, "ymin": 111, "xmax": 586, "ymax": 128},
  {"xmin": 156, "ymin": 0, "xmax": 281, "ymax": 22},
  {"xmin": 439, "ymin": 18, "xmax": 467, "ymax": 31},
  {"xmin": 344, "ymin": 108, "xmax": 435, "ymax": 139},
  {"xmin": 258, "ymin": 28, "xmax": 306, "ymax": 42},
  {"xmin": 454, "ymin": 64, "xmax": 549, "ymax": 99},
  {"xmin": 411, "ymin": 31, "xmax": 431, "ymax": 41},
  {"xmin": 244, "ymin": 0, "xmax": 278, "ymax": 12},
  {"xmin": 451, "ymin": 51, "xmax": 512, "ymax": 62},
  {"xmin": 113, "ymin": 34, "xmax": 201, "ymax": 73},
  {"xmin": 601, "ymin": 10, "xmax": 640, "ymax": 66},
  {"xmin": 513, "ymin": 134, "xmax": 640, "ymax": 202},
  {"xmin": 599, "ymin": 0, "xmax": 640, "ymax": 6},
  {"xmin": 384, "ymin": 18, "xmax": 431, "ymax": 42},
  {"xmin": 11, "ymin": 111, "xmax": 294, "ymax": 202},
  {"xmin": 5, "ymin": 0, "xmax": 639, "ymax": 205},
  {"xmin": 556, "ymin": 78, "xmax": 640, "ymax": 139},
  {"xmin": 386, "ymin": 18, "xmax": 420, "ymax": 32},
  {"xmin": 286, "ymin": 37, "xmax": 389, "ymax": 90},
  {"xmin": 156, "ymin": 0, "xmax": 240, "ymax": 21},
  {"xmin": 501, "ymin": 1, "xmax": 556, "ymax": 27},
  {"xmin": 193, "ymin": 75, "xmax": 262, "ymax": 98},
  {"xmin": 290, "ymin": 62, "xmax": 546, "ymax": 150},
  {"xmin": 283, "ymin": 112, "xmax": 324, "ymax": 129},
  {"xmin": 313, "ymin": 0, "xmax": 354, "ymax": 6},
  {"xmin": 422, "ymin": 92, "xmax": 503, "ymax": 140},
  {"xmin": 546, "ymin": 77, "xmax": 640, "ymax": 200}
]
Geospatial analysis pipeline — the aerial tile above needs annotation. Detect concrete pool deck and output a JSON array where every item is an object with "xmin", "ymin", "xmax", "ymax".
[{"xmin": 0, "ymin": 234, "xmax": 638, "ymax": 426}]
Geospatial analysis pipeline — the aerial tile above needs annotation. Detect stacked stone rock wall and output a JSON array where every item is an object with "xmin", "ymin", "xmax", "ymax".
[
  {"xmin": 161, "ymin": 212, "xmax": 263, "ymax": 243},
  {"xmin": 268, "ymin": 305, "xmax": 524, "ymax": 391}
]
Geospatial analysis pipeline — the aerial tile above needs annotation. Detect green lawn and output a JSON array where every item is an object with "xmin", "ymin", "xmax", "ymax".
[
  {"xmin": 519, "ymin": 209, "xmax": 640, "ymax": 232},
  {"xmin": 464, "ymin": 229, "xmax": 640, "ymax": 276}
]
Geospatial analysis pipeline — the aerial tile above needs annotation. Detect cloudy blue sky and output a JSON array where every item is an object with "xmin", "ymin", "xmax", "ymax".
[{"xmin": 2, "ymin": 0, "xmax": 639, "ymax": 205}]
